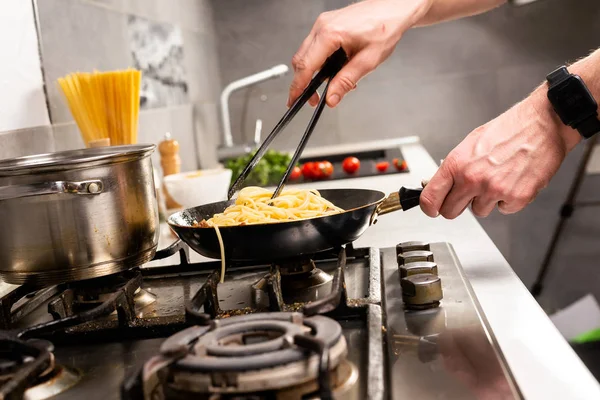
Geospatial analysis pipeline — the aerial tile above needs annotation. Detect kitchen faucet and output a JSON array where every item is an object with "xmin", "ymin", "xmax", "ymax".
[{"xmin": 218, "ymin": 64, "xmax": 289, "ymax": 161}]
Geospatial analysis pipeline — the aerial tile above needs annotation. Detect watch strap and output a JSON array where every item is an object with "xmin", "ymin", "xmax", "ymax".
[{"xmin": 575, "ymin": 115, "xmax": 600, "ymax": 138}]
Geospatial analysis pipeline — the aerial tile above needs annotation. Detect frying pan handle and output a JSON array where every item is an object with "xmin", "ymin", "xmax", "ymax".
[
  {"xmin": 373, "ymin": 186, "xmax": 423, "ymax": 222},
  {"xmin": 399, "ymin": 187, "xmax": 423, "ymax": 211}
]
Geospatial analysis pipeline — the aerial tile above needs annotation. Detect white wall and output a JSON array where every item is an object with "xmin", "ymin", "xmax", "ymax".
[{"xmin": 0, "ymin": 0, "xmax": 49, "ymax": 131}]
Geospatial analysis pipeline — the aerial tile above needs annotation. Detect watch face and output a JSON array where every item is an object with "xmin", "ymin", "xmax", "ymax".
[{"xmin": 548, "ymin": 76, "xmax": 598, "ymax": 124}]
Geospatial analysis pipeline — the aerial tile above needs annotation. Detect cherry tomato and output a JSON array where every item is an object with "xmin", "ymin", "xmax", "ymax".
[
  {"xmin": 342, "ymin": 157, "xmax": 360, "ymax": 174},
  {"xmin": 290, "ymin": 166, "xmax": 302, "ymax": 180},
  {"xmin": 319, "ymin": 161, "xmax": 334, "ymax": 178},
  {"xmin": 393, "ymin": 158, "xmax": 408, "ymax": 171},
  {"xmin": 302, "ymin": 162, "xmax": 314, "ymax": 179},
  {"xmin": 376, "ymin": 161, "xmax": 389, "ymax": 172},
  {"xmin": 311, "ymin": 162, "xmax": 323, "ymax": 178}
]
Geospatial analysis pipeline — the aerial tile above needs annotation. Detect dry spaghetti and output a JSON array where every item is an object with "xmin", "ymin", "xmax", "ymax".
[
  {"xmin": 198, "ymin": 186, "xmax": 344, "ymax": 227},
  {"xmin": 57, "ymin": 69, "xmax": 141, "ymax": 147}
]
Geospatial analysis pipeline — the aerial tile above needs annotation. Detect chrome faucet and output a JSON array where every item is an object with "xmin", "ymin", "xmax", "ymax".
[{"xmin": 218, "ymin": 64, "xmax": 290, "ymax": 160}]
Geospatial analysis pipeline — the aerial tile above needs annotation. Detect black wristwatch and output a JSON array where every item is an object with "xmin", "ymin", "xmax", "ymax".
[{"xmin": 546, "ymin": 66, "xmax": 600, "ymax": 138}]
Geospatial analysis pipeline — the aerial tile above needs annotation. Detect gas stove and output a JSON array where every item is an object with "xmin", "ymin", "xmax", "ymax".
[{"xmin": 0, "ymin": 240, "xmax": 522, "ymax": 399}]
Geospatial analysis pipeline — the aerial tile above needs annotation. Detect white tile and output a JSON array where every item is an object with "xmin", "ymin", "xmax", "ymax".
[
  {"xmin": 0, "ymin": 1, "xmax": 50, "ymax": 130},
  {"xmin": 52, "ymin": 122, "xmax": 85, "ymax": 152},
  {"xmin": 193, "ymin": 102, "xmax": 221, "ymax": 168},
  {"xmin": 0, "ymin": 126, "xmax": 55, "ymax": 160},
  {"xmin": 182, "ymin": 30, "xmax": 222, "ymax": 103},
  {"xmin": 137, "ymin": 104, "xmax": 199, "ymax": 173}
]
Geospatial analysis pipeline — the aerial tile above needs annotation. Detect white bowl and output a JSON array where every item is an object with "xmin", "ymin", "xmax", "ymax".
[{"xmin": 163, "ymin": 168, "xmax": 232, "ymax": 209}]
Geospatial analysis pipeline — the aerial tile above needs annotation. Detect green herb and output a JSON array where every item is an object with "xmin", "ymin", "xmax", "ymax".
[{"xmin": 224, "ymin": 149, "xmax": 295, "ymax": 187}]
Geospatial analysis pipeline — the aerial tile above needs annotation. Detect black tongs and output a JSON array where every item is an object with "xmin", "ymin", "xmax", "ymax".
[{"xmin": 227, "ymin": 48, "xmax": 349, "ymax": 200}]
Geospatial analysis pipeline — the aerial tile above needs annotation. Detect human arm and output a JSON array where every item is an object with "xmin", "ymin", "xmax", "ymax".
[
  {"xmin": 288, "ymin": 0, "xmax": 507, "ymax": 108},
  {"xmin": 420, "ymin": 49, "xmax": 600, "ymax": 218}
]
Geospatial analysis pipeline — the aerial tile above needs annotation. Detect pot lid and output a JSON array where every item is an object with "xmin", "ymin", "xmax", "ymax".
[{"xmin": 0, "ymin": 144, "xmax": 155, "ymax": 176}]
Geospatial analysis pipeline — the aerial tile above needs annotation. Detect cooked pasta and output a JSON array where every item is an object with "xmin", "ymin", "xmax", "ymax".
[
  {"xmin": 57, "ymin": 69, "xmax": 141, "ymax": 147},
  {"xmin": 199, "ymin": 186, "xmax": 344, "ymax": 227},
  {"xmin": 192, "ymin": 186, "xmax": 344, "ymax": 283}
]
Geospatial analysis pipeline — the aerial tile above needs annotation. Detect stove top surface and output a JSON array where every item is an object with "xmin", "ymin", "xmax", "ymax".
[{"xmin": 0, "ymin": 241, "xmax": 521, "ymax": 400}]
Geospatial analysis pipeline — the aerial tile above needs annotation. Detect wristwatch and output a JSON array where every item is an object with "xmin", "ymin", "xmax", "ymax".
[{"xmin": 546, "ymin": 66, "xmax": 600, "ymax": 138}]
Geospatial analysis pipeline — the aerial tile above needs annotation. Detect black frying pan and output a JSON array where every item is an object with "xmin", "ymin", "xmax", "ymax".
[{"xmin": 168, "ymin": 187, "xmax": 423, "ymax": 262}]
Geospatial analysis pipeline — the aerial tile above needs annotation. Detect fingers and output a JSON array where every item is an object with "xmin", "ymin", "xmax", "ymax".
[
  {"xmin": 288, "ymin": 33, "xmax": 340, "ymax": 107},
  {"xmin": 439, "ymin": 186, "xmax": 476, "ymax": 220},
  {"xmin": 471, "ymin": 196, "xmax": 497, "ymax": 218},
  {"xmin": 326, "ymin": 50, "xmax": 377, "ymax": 107},
  {"xmin": 420, "ymin": 159, "xmax": 455, "ymax": 217}
]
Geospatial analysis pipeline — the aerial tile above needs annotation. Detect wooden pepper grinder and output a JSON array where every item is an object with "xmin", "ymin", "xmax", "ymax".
[{"xmin": 158, "ymin": 132, "xmax": 182, "ymax": 209}]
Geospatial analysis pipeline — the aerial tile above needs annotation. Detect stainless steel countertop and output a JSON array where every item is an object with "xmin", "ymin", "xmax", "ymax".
[
  {"xmin": 307, "ymin": 137, "xmax": 600, "ymax": 400},
  {"xmin": 155, "ymin": 136, "xmax": 600, "ymax": 399}
]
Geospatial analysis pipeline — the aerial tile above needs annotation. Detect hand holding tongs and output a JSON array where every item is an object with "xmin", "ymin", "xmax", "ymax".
[{"xmin": 227, "ymin": 48, "xmax": 349, "ymax": 200}]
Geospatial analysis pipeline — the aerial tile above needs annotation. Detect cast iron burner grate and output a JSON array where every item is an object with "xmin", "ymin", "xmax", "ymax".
[
  {"xmin": 0, "ymin": 241, "xmax": 385, "ymax": 400},
  {"xmin": 123, "ymin": 312, "xmax": 357, "ymax": 400}
]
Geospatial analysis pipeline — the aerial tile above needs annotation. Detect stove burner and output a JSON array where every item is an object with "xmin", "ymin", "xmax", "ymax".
[
  {"xmin": 135, "ymin": 312, "xmax": 357, "ymax": 399},
  {"xmin": 252, "ymin": 259, "xmax": 333, "ymax": 306},
  {"xmin": 0, "ymin": 337, "xmax": 80, "ymax": 400},
  {"xmin": 23, "ymin": 364, "xmax": 81, "ymax": 400}
]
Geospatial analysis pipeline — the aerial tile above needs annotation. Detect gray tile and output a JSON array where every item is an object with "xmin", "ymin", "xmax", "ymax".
[
  {"xmin": 480, "ymin": 0, "xmax": 600, "ymax": 69},
  {"xmin": 52, "ymin": 122, "xmax": 85, "ymax": 151},
  {"xmin": 193, "ymin": 102, "xmax": 221, "ymax": 168},
  {"xmin": 128, "ymin": 15, "xmax": 189, "ymax": 109},
  {"xmin": 174, "ymin": 0, "xmax": 215, "ymax": 35},
  {"xmin": 378, "ymin": 0, "xmax": 600, "ymax": 83},
  {"xmin": 212, "ymin": 0, "xmax": 325, "ymax": 34},
  {"xmin": 36, "ymin": 0, "xmax": 131, "ymax": 123},
  {"xmin": 182, "ymin": 30, "xmax": 222, "ymax": 103},
  {"xmin": 0, "ymin": 126, "xmax": 55, "ymax": 160},
  {"xmin": 137, "ymin": 104, "xmax": 199, "ymax": 172},
  {"xmin": 495, "ymin": 63, "xmax": 557, "ymax": 111},
  {"xmin": 215, "ymin": 24, "xmax": 303, "ymax": 94},
  {"xmin": 337, "ymin": 71, "xmax": 499, "ymax": 163},
  {"xmin": 118, "ymin": 0, "xmax": 215, "ymax": 35},
  {"xmin": 226, "ymin": 89, "xmax": 340, "ymax": 152}
]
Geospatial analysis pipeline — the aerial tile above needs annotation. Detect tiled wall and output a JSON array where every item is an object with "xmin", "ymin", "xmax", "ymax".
[
  {"xmin": 0, "ymin": 0, "xmax": 52, "ymax": 160},
  {"xmin": 212, "ymin": 0, "xmax": 600, "ymax": 310},
  {"xmin": 14, "ymin": 0, "xmax": 222, "ymax": 171}
]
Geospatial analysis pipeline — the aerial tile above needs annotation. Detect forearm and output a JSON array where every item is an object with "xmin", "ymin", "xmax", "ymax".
[
  {"xmin": 529, "ymin": 48, "xmax": 600, "ymax": 152},
  {"xmin": 413, "ymin": 0, "xmax": 507, "ymax": 27}
]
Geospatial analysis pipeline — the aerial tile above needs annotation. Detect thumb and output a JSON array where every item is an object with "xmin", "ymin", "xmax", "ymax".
[{"xmin": 326, "ymin": 50, "xmax": 377, "ymax": 107}]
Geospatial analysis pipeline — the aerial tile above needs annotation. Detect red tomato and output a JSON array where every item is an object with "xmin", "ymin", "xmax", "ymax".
[
  {"xmin": 319, "ymin": 161, "xmax": 334, "ymax": 178},
  {"xmin": 393, "ymin": 158, "xmax": 408, "ymax": 171},
  {"xmin": 342, "ymin": 157, "xmax": 360, "ymax": 174},
  {"xmin": 376, "ymin": 161, "xmax": 389, "ymax": 172},
  {"xmin": 311, "ymin": 162, "xmax": 323, "ymax": 178},
  {"xmin": 302, "ymin": 162, "xmax": 314, "ymax": 179},
  {"xmin": 290, "ymin": 166, "xmax": 302, "ymax": 180}
]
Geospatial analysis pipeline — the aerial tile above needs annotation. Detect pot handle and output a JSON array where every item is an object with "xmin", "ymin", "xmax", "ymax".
[{"xmin": 0, "ymin": 180, "xmax": 104, "ymax": 201}]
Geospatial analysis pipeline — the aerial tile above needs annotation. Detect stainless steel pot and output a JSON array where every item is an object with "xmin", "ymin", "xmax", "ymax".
[{"xmin": 0, "ymin": 144, "xmax": 159, "ymax": 286}]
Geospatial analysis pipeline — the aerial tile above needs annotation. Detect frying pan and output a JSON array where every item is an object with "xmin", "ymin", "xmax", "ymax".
[{"xmin": 168, "ymin": 187, "xmax": 423, "ymax": 262}]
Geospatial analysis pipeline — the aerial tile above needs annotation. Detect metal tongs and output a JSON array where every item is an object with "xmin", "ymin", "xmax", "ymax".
[{"xmin": 227, "ymin": 48, "xmax": 348, "ymax": 200}]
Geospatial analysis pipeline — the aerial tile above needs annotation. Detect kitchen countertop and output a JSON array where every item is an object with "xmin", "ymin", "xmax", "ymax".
[
  {"xmin": 0, "ymin": 136, "xmax": 593, "ymax": 398},
  {"xmin": 156, "ymin": 136, "xmax": 600, "ymax": 399}
]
